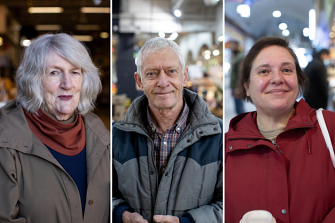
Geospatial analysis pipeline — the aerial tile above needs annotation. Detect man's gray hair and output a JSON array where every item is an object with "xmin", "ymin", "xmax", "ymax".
[
  {"xmin": 136, "ymin": 37, "xmax": 185, "ymax": 77},
  {"xmin": 16, "ymin": 33, "xmax": 102, "ymax": 115}
]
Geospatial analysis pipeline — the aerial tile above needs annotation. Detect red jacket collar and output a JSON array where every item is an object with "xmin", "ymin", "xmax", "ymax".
[{"xmin": 226, "ymin": 99, "xmax": 314, "ymax": 140}]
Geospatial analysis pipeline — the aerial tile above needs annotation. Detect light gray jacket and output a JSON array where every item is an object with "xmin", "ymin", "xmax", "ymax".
[
  {"xmin": 0, "ymin": 101, "xmax": 110, "ymax": 223},
  {"xmin": 112, "ymin": 89, "xmax": 223, "ymax": 223}
]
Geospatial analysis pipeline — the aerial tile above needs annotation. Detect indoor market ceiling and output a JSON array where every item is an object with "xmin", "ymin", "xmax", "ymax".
[
  {"xmin": 225, "ymin": 0, "xmax": 314, "ymax": 45},
  {"xmin": 1, "ymin": 0, "xmax": 110, "ymax": 38}
]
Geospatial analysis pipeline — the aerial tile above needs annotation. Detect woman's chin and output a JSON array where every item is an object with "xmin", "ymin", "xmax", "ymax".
[
  {"xmin": 268, "ymin": 103, "xmax": 294, "ymax": 114},
  {"xmin": 54, "ymin": 109, "xmax": 75, "ymax": 120}
]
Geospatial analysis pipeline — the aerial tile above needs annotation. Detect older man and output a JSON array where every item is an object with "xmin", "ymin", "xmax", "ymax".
[{"xmin": 112, "ymin": 37, "xmax": 222, "ymax": 223}]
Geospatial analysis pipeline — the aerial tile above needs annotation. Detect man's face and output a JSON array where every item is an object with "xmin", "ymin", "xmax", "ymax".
[
  {"xmin": 135, "ymin": 47, "xmax": 188, "ymax": 112},
  {"xmin": 320, "ymin": 53, "xmax": 330, "ymax": 62}
]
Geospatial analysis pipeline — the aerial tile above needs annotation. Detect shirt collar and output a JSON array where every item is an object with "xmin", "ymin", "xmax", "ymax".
[{"xmin": 147, "ymin": 99, "xmax": 189, "ymax": 134}]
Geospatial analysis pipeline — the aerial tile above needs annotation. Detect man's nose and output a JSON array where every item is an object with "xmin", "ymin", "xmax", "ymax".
[{"xmin": 157, "ymin": 70, "xmax": 169, "ymax": 87}]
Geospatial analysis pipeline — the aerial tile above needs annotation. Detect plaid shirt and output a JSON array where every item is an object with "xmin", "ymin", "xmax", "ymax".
[{"xmin": 147, "ymin": 101, "xmax": 189, "ymax": 180}]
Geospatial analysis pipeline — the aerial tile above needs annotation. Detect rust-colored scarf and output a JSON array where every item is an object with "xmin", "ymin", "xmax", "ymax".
[{"xmin": 23, "ymin": 108, "xmax": 86, "ymax": 156}]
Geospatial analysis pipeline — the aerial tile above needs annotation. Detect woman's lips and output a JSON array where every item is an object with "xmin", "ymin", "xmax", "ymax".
[
  {"xmin": 267, "ymin": 89, "xmax": 287, "ymax": 94},
  {"xmin": 58, "ymin": 95, "xmax": 73, "ymax": 100}
]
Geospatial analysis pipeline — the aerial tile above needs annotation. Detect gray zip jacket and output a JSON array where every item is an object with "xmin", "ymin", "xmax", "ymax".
[
  {"xmin": 112, "ymin": 89, "xmax": 223, "ymax": 223},
  {"xmin": 0, "ymin": 100, "xmax": 110, "ymax": 223}
]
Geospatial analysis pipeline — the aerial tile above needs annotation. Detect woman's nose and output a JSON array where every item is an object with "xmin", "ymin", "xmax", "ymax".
[
  {"xmin": 271, "ymin": 70, "xmax": 284, "ymax": 84},
  {"xmin": 60, "ymin": 73, "xmax": 73, "ymax": 90}
]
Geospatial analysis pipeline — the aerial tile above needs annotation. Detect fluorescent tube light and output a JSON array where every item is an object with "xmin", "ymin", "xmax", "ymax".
[
  {"xmin": 28, "ymin": 7, "xmax": 64, "ymax": 13},
  {"xmin": 309, "ymin": 9, "xmax": 316, "ymax": 40},
  {"xmin": 80, "ymin": 7, "xmax": 110, "ymax": 13},
  {"xmin": 35, "ymin": 25, "xmax": 62, "ymax": 30},
  {"xmin": 72, "ymin": 35, "xmax": 93, "ymax": 42}
]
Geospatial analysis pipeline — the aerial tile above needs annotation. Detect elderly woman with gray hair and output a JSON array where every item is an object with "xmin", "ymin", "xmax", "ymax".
[{"xmin": 0, "ymin": 33, "xmax": 110, "ymax": 223}]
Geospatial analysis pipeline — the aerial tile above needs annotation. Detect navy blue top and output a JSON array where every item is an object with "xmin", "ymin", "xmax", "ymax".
[{"xmin": 47, "ymin": 145, "xmax": 87, "ymax": 215}]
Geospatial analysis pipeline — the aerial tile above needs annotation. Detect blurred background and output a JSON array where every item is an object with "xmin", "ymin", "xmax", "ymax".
[
  {"xmin": 225, "ymin": 0, "xmax": 335, "ymax": 132},
  {"xmin": 0, "ymin": 0, "xmax": 110, "ymax": 129},
  {"xmin": 112, "ymin": 0, "xmax": 223, "ymax": 123}
]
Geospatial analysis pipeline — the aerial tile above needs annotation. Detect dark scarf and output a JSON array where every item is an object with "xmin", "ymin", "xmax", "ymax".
[{"xmin": 24, "ymin": 108, "xmax": 86, "ymax": 156}]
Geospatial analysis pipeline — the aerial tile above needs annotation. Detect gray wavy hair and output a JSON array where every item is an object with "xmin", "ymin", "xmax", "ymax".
[
  {"xmin": 135, "ymin": 37, "xmax": 185, "ymax": 77},
  {"xmin": 16, "ymin": 33, "xmax": 102, "ymax": 115}
]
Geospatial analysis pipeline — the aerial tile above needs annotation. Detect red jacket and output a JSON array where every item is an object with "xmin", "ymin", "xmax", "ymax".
[{"xmin": 225, "ymin": 99, "xmax": 335, "ymax": 223}]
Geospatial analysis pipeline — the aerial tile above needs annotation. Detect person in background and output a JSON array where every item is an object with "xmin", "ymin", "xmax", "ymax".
[
  {"xmin": 304, "ymin": 48, "xmax": 330, "ymax": 109},
  {"xmin": 229, "ymin": 40, "xmax": 245, "ymax": 115},
  {"xmin": 0, "ymin": 33, "xmax": 110, "ymax": 222},
  {"xmin": 113, "ymin": 37, "xmax": 223, "ymax": 223},
  {"xmin": 226, "ymin": 37, "xmax": 335, "ymax": 223}
]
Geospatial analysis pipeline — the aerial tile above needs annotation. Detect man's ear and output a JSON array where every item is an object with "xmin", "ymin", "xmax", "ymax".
[
  {"xmin": 134, "ymin": 72, "xmax": 143, "ymax": 91},
  {"xmin": 182, "ymin": 66, "xmax": 189, "ymax": 87}
]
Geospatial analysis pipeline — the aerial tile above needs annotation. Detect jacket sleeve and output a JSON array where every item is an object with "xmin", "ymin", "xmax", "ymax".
[
  {"xmin": 0, "ymin": 148, "xmax": 26, "ymax": 222},
  {"xmin": 112, "ymin": 158, "xmax": 133, "ymax": 222},
  {"xmin": 186, "ymin": 160, "xmax": 223, "ymax": 222}
]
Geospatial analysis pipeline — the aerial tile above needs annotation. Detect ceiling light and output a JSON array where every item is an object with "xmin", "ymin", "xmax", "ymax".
[
  {"xmin": 213, "ymin": 50, "xmax": 220, "ymax": 56},
  {"xmin": 282, "ymin": 30, "xmax": 290, "ymax": 36},
  {"xmin": 218, "ymin": 35, "xmax": 224, "ymax": 42},
  {"xmin": 236, "ymin": 4, "xmax": 250, "ymax": 18},
  {"xmin": 168, "ymin": 32, "xmax": 178, "ymax": 40},
  {"xmin": 279, "ymin": 23, "xmax": 287, "ymax": 30},
  {"xmin": 100, "ymin": 32, "xmax": 109, "ymax": 39},
  {"xmin": 28, "ymin": 7, "xmax": 64, "ymax": 13},
  {"xmin": 303, "ymin": 28, "xmax": 309, "ymax": 37},
  {"xmin": 273, "ymin": 10, "xmax": 281, "ymax": 18},
  {"xmin": 204, "ymin": 50, "xmax": 211, "ymax": 55},
  {"xmin": 204, "ymin": 54, "xmax": 210, "ymax": 60},
  {"xmin": 159, "ymin": 32, "xmax": 165, "ymax": 38},
  {"xmin": 72, "ymin": 35, "xmax": 93, "ymax": 42},
  {"xmin": 80, "ymin": 7, "xmax": 110, "ymax": 13},
  {"xmin": 22, "ymin": 39, "xmax": 31, "ymax": 47},
  {"xmin": 75, "ymin": 24, "xmax": 101, "ymax": 30},
  {"xmin": 309, "ymin": 9, "xmax": 316, "ymax": 40},
  {"xmin": 174, "ymin": 10, "xmax": 182, "ymax": 17},
  {"xmin": 35, "ymin": 25, "xmax": 62, "ymax": 30}
]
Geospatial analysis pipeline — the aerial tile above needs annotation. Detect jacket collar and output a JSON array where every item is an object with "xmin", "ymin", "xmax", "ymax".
[
  {"xmin": 117, "ymin": 88, "xmax": 220, "ymax": 132},
  {"xmin": 82, "ymin": 112, "xmax": 110, "ymax": 146},
  {"xmin": 0, "ymin": 100, "xmax": 110, "ymax": 152},
  {"xmin": 226, "ymin": 99, "xmax": 314, "ymax": 140}
]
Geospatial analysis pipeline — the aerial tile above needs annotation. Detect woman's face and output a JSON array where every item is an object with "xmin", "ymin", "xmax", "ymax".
[
  {"xmin": 42, "ymin": 51, "xmax": 83, "ymax": 121},
  {"xmin": 244, "ymin": 45, "xmax": 299, "ymax": 117}
]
